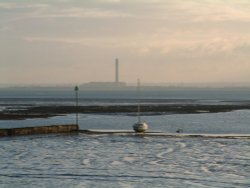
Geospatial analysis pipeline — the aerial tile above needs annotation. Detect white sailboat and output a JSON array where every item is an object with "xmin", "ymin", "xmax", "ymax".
[{"xmin": 133, "ymin": 79, "xmax": 149, "ymax": 133}]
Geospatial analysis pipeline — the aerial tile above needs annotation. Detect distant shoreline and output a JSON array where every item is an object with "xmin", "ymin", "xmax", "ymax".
[{"xmin": 1, "ymin": 104, "xmax": 250, "ymax": 120}]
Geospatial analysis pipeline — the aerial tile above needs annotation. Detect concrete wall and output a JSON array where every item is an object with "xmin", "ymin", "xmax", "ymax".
[{"xmin": 0, "ymin": 124, "xmax": 79, "ymax": 137}]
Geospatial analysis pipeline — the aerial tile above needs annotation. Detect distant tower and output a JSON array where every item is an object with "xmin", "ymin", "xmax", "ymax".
[{"xmin": 115, "ymin": 58, "xmax": 119, "ymax": 83}]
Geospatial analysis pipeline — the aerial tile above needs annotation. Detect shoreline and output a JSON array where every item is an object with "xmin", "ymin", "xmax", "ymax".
[
  {"xmin": 1, "ymin": 124, "xmax": 250, "ymax": 138},
  {"xmin": 1, "ymin": 104, "xmax": 250, "ymax": 120}
]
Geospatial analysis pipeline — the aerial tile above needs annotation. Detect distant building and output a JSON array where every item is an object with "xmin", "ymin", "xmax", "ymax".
[
  {"xmin": 115, "ymin": 58, "xmax": 119, "ymax": 83},
  {"xmin": 84, "ymin": 81, "xmax": 126, "ymax": 88},
  {"xmin": 81, "ymin": 58, "xmax": 127, "ymax": 90}
]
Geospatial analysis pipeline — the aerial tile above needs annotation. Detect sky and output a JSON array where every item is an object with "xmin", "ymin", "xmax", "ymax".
[{"xmin": 0, "ymin": 0, "xmax": 250, "ymax": 85}]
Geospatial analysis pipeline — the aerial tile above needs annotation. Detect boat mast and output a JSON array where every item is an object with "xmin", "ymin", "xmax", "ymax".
[{"xmin": 137, "ymin": 78, "xmax": 141, "ymax": 123}]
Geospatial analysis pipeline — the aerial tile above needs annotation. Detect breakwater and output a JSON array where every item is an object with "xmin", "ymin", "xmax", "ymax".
[{"xmin": 0, "ymin": 124, "xmax": 79, "ymax": 137}]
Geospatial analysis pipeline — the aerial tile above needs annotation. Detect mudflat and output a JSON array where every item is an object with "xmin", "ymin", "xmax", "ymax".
[{"xmin": 1, "ymin": 104, "xmax": 250, "ymax": 120}]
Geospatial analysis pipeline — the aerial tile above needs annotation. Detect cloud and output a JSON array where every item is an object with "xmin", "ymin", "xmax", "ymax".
[
  {"xmin": 0, "ymin": 2, "xmax": 48, "ymax": 9},
  {"xmin": 134, "ymin": 28, "xmax": 250, "ymax": 58},
  {"xmin": 0, "ymin": 26, "xmax": 9, "ymax": 31},
  {"xmin": 0, "ymin": 2, "xmax": 49, "ymax": 24},
  {"xmin": 0, "ymin": 2, "xmax": 132, "ymax": 23},
  {"xmin": 188, "ymin": 3, "xmax": 250, "ymax": 22},
  {"xmin": 23, "ymin": 23, "xmax": 250, "ymax": 59},
  {"xmin": 127, "ymin": 0, "xmax": 250, "ymax": 23},
  {"xmin": 23, "ymin": 36, "xmax": 137, "ymax": 50},
  {"xmin": 1, "ymin": 0, "xmax": 250, "ymax": 84},
  {"xmin": 2, "ymin": 0, "xmax": 250, "ymax": 22},
  {"xmin": 36, "ymin": 7, "xmax": 132, "ymax": 19},
  {"xmin": 12, "ymin": 0, "xmax": 250, "ymax": 58}
]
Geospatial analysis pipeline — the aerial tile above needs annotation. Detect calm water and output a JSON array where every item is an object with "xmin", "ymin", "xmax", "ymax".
[{"xmin": 0, "ymin": 88, "xmax": 250, "ymax": 187}]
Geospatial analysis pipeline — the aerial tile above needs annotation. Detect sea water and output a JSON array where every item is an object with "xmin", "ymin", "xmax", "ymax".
[
  {"xmin": 0, "ymin": 134, "xmax": 249, "ymax": 187},
  {"xmin": 0, "ymin": 88, "xmax": 250, "ymax": 187}
]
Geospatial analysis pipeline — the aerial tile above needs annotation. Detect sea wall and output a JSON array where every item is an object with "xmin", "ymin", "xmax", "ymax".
[{"xmin": 0, "ymin": 124, "xmax": 79, "ymax": 137}]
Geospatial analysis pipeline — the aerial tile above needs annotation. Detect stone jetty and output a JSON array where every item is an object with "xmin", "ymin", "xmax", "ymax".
[{"xmin": 0, "ymin": 124, "xmax": 79, "ymax": 137}]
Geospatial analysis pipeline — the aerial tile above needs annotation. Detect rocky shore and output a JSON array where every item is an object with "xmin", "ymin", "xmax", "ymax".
[{"xmin": 1, "ymin": 103, "xmax": 250, "ymax": 120}]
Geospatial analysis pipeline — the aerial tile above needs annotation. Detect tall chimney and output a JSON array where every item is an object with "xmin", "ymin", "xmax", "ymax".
[{"xmin": 115, "ymin": 58, "xmax": 119, "ymax": 83}]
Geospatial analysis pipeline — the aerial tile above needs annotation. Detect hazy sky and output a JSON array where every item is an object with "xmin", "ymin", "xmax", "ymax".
[{"xmin": 0, "ymin": 0, "xmax": 250, "ymax": 85}]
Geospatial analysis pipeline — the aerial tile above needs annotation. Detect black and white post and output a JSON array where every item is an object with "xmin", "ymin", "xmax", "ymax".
[{"xmin": 74, "ymin": 85, "xmax": 79, "ymax": 125}]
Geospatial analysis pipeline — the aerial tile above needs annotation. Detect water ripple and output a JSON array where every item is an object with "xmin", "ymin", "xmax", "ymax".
[{"xmin": 1, "ymin": 135, "xmax": 249, "ymax": 187}]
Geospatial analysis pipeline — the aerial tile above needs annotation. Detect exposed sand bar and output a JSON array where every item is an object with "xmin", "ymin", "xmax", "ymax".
[{"xmin": 1, "ymin": 103, "xmax": 250, "ymax": 120}]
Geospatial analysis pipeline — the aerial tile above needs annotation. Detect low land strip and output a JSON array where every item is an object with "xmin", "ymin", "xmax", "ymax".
[{"xmin": 1, "ymin": 104, "xmax": 250, "ymax": 120}]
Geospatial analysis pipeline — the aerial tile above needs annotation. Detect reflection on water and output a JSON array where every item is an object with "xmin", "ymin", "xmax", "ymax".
[{"xmin": 0, "ymin": 135, "xmax": 249, "ymax": 187}]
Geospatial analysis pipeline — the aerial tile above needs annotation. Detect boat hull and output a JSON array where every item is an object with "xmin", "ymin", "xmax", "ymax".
[{"xmin": 133, "ymin": 122, "xmax": 148, "ymax": 133}]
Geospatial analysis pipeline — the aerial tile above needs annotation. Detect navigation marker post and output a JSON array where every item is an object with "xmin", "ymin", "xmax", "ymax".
[{"xmin": 74, "ymin": 85, "xmax": 79, "ymax": 125}]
